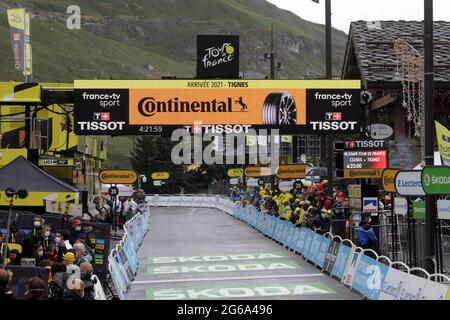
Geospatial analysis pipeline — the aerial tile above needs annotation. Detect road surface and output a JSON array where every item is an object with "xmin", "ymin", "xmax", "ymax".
[{"xmin": 125, "ymin": 207, "xmax": 361, "ymax": 300}]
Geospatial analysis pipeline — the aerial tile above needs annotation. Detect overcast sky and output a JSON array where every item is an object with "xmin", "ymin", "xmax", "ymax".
[{"xmin": 267, "ymin": 0, "xmax": 450, "ymax": 33}]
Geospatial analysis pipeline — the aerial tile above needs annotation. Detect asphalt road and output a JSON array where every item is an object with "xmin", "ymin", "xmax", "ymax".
[{"xmin": 125, "ymin": 207, "xmax": 361, "ymax": 300}]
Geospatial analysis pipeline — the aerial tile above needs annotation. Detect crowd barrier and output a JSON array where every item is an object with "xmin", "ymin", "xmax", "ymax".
[
  {"xmin": 148, "ymin": 195, "xmax": 450, "ymax": 300},
  {"xmin": 108, "ymin": 206, "xmax": 150, "ymax": 300}
]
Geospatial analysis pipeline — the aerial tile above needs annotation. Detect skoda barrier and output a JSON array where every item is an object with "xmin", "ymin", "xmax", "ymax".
[
  {"xmin": 108, "ymin": 205, "xmax": 150, "ymax": 300},
  {"xmin": 144, "ymin": 195, "xmax": 450, "ymax": 300}
]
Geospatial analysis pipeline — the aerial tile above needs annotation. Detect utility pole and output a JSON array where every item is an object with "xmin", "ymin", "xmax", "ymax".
[
  {"xmin": 325, "ymin": 0, "xmax": 334, "ymax": 199},
  {"xmin": 424, "ymin": 0, "xmax": 436, "ymax": 274}
]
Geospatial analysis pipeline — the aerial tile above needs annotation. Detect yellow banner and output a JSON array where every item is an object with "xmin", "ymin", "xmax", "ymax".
[
  {"xmin": 435, "ymin": 121, "xmax": 450, "ymax": 166},
  {"xmin": 0, "ymin": 82, "xmax": 40, "ymax": 102},
  {"xmin": 227, "ymin": 168, "xmax": 243, "ymax": 177},
  {"xmin": 151, "ymin": 172, "xmax": 170, "ymax": 180},
  {"xmin": 24, "ymin": 12, "xmax": 32, "ymax": 77},
  {"xmin": 7, "ymin": 8, "xmax": 25, "ymax": 30},
  {"xmin": 344, "ymin": 169, "xmax": 383, "ymax": 179},
  {"xmin": 0, "ymin": 191, "xmax": 78, "ymax": 207},
  {"xmin": 98, "ymin": 169, "xmax": 137, "ymax": 184},
  {"xmin": 276, "ymin": 164, "xmax": 311, "ymax": 179},
  {"xmin": 281, "ymin": 135, "xmax": 292, "ymax": 143},
  {"xmin": 381, "ymin": 168, "xmax": 399, "ymax": 193}
]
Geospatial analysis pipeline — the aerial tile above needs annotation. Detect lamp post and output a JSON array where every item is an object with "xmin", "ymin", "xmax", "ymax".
[
  {"xmin": 312, "ymin": 0, "xmax": 334, "ymax": 198},
  {"xmin": 2, "ymin": 188, "xmax": 28, "ymax": 266},
  {"xmin": 423, "ymin": 0, "xmax": 436, "ymax": 274}
]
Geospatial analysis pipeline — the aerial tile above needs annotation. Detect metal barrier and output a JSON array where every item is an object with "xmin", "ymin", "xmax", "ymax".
[
  {"xmin": 108, "ymin": 205, "xmax": 150, "ymax": 300},
  {"xmin": 148, "ymin": 195, "xmax": 450, "ymax": 300}
]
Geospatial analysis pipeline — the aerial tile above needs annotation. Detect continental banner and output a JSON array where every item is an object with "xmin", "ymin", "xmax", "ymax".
[
  {"xmin": 276, "ymin": 164, "xmax": 311, "ymax": 179},
  {"xmin": 74, "ymin": 80, "xmax": 361, "ymax": 135},
  {"xmin": 435, "ymin": 121, "xmax": 450, "ymax": 166},
  {"xmin": 7, "ymin": 8, "xmax": 26, "ymax": 72},
  {"xmin": 344, "ymin": 169, "xmax": 383, "ymax": 179}
]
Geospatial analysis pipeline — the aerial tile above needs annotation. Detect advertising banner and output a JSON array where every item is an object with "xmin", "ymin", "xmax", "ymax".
[
  {"xmin": 98, "ymin": 169, "xmax": 137, "ymax": 184},
  {"xmin": 412, "ymin": 200, "xmax": 426, "ymax": 220},
  {"xmin": 435, "ymin": 121, "xmax": 450, "ymax": 166},
  {"xmin": 382, "ymin": 168, "xmax": 399, "ymax": 193},
  {"xmin": 437, "ymin": 200, "xmax": 450, "ymax": 220},
  {"xmin": 24, "ymin": 12, "xmax": 32, "ymax": 77},
  {"xmin": 351, "ymin": 255, "xmax": 389, "ymax": 300},
  {"xmin": 292, "ymin": 227, "xmax": 310, "ymax": 254},
  {"xmin": 245, "ymin": 166, "xmax": 272, "ymax": 177},
  {"xmin": 421, "ymin": 166, "xmax": 450, "ymax": 195},
  {"xmin": 395, "ymin": 170, "xmax": 425, "ymax": 196},
  {"xmin": 6, "ymin": 265, "xmax": 48, "ymax": 300},
  {"xmin": 394, "ymin": 197, "xmax": 408, "ymax": 216},
  {"xmin": 379, "ymin": 267, "xmax": 408, "ymax": 300},
  {"xmin": 197, "ymin": 35, "xmax": 239, "ymax": 79},
  {"xmin": 310, "ymin": 235, "xmax": 332, "ymax": 268},
  {"xmin": 323, "ymin": 240, "xmax": 340, "ymax": 274},
  {"xmin": 7, "ymin": 8, "xmax": 26, "ymax": 72},
  {"xmin": 275, "ymin": 164, "xmax": 311, "ymax": 179},
  {"xmin": 302, "ymin": 228, "xmax": 315, "ymax": 259},
  {"xmin": 331, "ymin": 243, "xmax": 355, "ymax": 280},
  {"xmin": 227, "ymin": 168, "xmax": 243, "ymax": 177},
  {"xmin": 397, "ymin": 273, "xmax": 428, "ymax": 300},
  {"xmin": 421, "ymin": 279, "xmax": 450, "ymax": 300},
  {"xmin": 74, "ymin": 80, "xmax": 360, "ymax": 135},
  {"xmin": 342, "ymin": 251, "xmax": 363, "ymax": 287},
  {"xmin": 151, "ymin": 172, "xmax": 170, "ymax": 180},
  {"xmin": 343, "ymin": 150, "xmax": 387, "ymax": 179},
  {"xmin": 362, "ymin": 197, "xmax": 378, "ymax": 215},
  {"xmin": 283, "ymin": 223, "xmax": 297, "ymax": 249}
]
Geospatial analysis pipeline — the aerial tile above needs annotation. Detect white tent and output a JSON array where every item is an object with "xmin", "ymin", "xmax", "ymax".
[{"xmin": 412, "ymin": 151, "xmax": 442, "ymax": 170}]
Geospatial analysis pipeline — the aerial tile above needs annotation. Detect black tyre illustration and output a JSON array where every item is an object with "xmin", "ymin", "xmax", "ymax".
[{"xmin": 262, "ymin": 92, "xmax": 297, "ymax": 125}]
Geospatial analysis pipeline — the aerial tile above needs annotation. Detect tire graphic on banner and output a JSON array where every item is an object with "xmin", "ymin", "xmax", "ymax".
[{"xmin": 262, "ymin": 92, "xmax": 297, "ymax": 125}]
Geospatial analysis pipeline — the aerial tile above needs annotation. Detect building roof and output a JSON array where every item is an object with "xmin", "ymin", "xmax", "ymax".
[
  {"xmin": 0, "ymin": 156, "xmax": 78, "ymax": 193},
  {"xmin": 342, "ymin": 20, "xmax": 450, "ymax": 88}
]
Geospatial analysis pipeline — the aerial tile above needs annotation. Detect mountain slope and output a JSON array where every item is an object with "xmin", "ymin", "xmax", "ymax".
[{"xmin": 0, "ymin": 0, "xmax": 348, "ymax": 167}]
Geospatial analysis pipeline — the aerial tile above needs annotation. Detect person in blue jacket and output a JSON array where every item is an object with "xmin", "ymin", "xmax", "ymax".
[{"xmin": 357, "ymin": 220, "xmax": 379, "ymax": 254}]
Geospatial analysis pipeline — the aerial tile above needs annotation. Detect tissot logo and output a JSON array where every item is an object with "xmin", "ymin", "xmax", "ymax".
[
  {"xmin": 93, "ymin": 112, "xmax": 110, "ymax": 121},
  {"xmin": 78, "ymin": 121, "xmax": 125, "ymax": 131},
  {"xmin": 325, "ymin": 112, "xmax": 342, "ymax": 121},
  {"xmin": 137, "ymin": 97, "xmax": 234, "ymax": 117}
]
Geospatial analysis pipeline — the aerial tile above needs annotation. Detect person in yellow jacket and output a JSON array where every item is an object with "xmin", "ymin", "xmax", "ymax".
[{"xmin": 282, "ymin": 206, "xmax": 293, "ymax": 221}]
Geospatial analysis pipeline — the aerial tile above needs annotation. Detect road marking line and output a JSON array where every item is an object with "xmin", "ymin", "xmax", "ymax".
[
  {"xmin": 132, "ymin": 273, "xmax": 324, "ymax": 285},
  {"xmin": 188, "ymin": 208, "xmax": 196, "ymax": 215}
]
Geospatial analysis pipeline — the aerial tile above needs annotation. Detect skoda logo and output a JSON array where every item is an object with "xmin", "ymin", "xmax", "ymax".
[{"xmin": 424, "ymin": 174, "xmax": 431, "ymax": 186}]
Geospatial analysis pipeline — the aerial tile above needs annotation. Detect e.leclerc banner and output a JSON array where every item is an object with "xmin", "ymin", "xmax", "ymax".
[
  {"xmin": 74, "ymin": 80, "xmax": 360, "ymax": 135},
  {"xmin": 394, "ymin": 170, "xmax": 425, "ymax": 196},
  {"xmin": 421, "ymin": 166, "xmax": 450, "ymax": 195}
]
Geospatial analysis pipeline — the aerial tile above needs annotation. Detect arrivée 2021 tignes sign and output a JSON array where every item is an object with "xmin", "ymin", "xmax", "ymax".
[{"xmin": 73, "ymin": 80, "xmax": 360, "ymax": 136}]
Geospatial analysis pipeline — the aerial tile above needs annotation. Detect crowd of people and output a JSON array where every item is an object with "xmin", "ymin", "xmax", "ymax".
[
  {"xmin": 0, "ymin": 188, "xmax": 148, "ymax": 300},
  {"xmin": 230, "ymin": 179, "xmax": 380, "ymax": 253}
]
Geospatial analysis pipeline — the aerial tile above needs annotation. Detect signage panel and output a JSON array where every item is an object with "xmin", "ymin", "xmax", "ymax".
[
  {"xmin": 74, "ymin": 80, "xmax": 361, "ymax": 135},
  {"xmin": 395, "ymin": 170, "xmax": 425, "ymax": 196},
  {"xmin": 98, "ymin": 169, "xmax": 137, "ymax": 184}
]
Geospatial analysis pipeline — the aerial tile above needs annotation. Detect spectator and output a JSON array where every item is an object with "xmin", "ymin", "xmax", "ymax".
[
  {"xmin": 0, "ymin": 268, "xmax": 14, "ymax": 300},
  {"xmin": 0, "ymin": 231, "xmax": 9, "ymax": 262},
  {"xmin": 74, "ymin": 242, "xmax": 93, "ymax": 265},
  {"xmin": 80, "ymin": 262, "xmax": 95, "ymax": 300},
  {"xmin": 37, "ymin": 224, "xmax": 54, "ymax": 250},
  {"xmin": 49, "ymin": 263, "xmax": 66, "ymax": 300},
  {"xmin": 69, "ymin": 219, "xmax": 92, "ymax": 251},
  {"xmin": 15, "ymin": 238, "xmax": 36, "ymax": 266},
  {"xmin": 9, "ymin": 223, "xmax": 21, "ymax": 244},
  {"xmin": 31, "ymin": 216, "xmax": 44, "ymax": 243},
  {"xmin": 62, "ymin": 252, "xmax": 76, "ymax": 267},
  {"xmin": 44, "ymin": 245, "xmax": 58, "ymax": 264},
  {"xmin": 38, "ymin": 259, "xmax": 53, "ymax": 284},
  {"xmin": 33, "ymin": 243, "xmax": 45, "ymax": 265},
  {"xmin": 93, "ymin": 196, "xmax": 109, "ymax": 222},
  {"xmin": 63, "ymin": 278, "xmax": 85, "ymax": 300},
  {"xmin": 25, "ymin": 277, "xmax": 46, "ymax": 300},
  {"xmin": 357, "ymin": 220, "xmax": 380, "ymax": 254},
  {"xmin": 8, "ymin": 249, "xmax": 20, "ymax": 265}
]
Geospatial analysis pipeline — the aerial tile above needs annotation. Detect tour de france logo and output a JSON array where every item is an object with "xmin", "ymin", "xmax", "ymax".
[{"xmin": 202, "ymin": 43, "xmax": 235, "ymax": 69}]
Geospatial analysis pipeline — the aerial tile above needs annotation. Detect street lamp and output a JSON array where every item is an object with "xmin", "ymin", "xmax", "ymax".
[
  {"xmin": 312, "ymin": 0, "xmax": 334, "ymax": 198},
  {"xmin": 2, "ymin": 188, "xmax": 28, "ymax": 266}
]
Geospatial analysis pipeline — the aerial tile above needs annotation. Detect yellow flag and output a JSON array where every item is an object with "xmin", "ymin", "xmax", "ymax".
[
  {"xmin": 281, "ymin": 135, "xmax": 293, "ymax": 143},
  {"xmin": 435, "ymin": 121, "xmax": 450, "ymax": 166},
  {"xmin": 24, "ymin": 12, "xmax": 32, "ymax": 77}
]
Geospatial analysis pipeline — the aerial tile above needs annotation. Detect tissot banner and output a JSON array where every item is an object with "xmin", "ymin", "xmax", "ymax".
[
  {"xmin": 197, "ymin": 35, "xmax": 239, "ymax": 79},
  {"xmin": 73, "ymin": 80, "xmax": 360, "ymax": 135}
]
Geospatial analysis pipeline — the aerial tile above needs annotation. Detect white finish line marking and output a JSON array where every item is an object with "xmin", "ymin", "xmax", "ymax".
[{"xmin": 133, "ymin": 273, "xmax": 324, "ymax": 285}]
